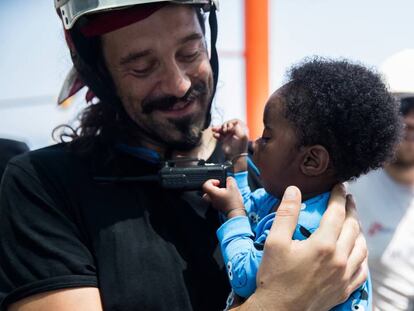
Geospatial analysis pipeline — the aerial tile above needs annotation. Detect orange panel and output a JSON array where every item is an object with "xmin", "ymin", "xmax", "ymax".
[{"xmin": 245, "ymin": 0, "xmax": 269, "ymax": 140}]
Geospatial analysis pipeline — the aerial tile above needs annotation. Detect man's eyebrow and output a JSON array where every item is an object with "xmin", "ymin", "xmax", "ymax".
[
  {"xmin": 178, "ymin": 33, "xmax": 203, "ymax": 45},
  {"xmin": 119, "ymin": 50, "xmax": 151, "ymax": 66}
]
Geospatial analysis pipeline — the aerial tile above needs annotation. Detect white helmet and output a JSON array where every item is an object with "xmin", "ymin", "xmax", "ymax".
[
  {"xmin": 54, "ymin": 0, "xmax": 218, "ymax": 30},
  {"xmin": 381, "ymin": 49, "xmax": 414, "ymax": 99}
]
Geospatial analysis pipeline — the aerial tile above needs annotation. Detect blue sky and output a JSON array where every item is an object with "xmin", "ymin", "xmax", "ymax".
[
  {"xmin": 1, "ymin": 0, "xmax": 413, "ymax": 148},
  {"xmin": 270, "ymin": 0, "xmax": 414, "ymax": 87}
]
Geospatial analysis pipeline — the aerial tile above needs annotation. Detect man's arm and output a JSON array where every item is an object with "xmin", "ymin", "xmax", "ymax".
[
  {"xmin": 233, "ymin": 185, "xmax": 368, "ymax": 311},
  {"xmin": 9, "ymin": 185, "xmax": 366, "ymax": 311},
  {"xmin": 0, "ymin": 160, "xmax": 98, "ymax": 311},
  {"xmin": 8, "ymin": 288, "xmax": 103, "ymax": 311}
]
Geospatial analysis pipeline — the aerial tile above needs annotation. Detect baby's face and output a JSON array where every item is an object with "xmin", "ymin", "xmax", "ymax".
[{"xmin": 253, "ymin": 91, "xmax": 303, "ymax": 198}]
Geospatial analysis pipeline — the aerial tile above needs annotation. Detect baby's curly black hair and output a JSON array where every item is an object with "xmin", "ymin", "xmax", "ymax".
[{"xmin": 281, "ymin": 57, "xmax": 403, "ymax": 182}]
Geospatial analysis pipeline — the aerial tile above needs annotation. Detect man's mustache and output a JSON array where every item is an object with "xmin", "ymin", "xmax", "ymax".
[{"xmin": 142, "ymin": 83, "xmax": 207, "ymax": 114}]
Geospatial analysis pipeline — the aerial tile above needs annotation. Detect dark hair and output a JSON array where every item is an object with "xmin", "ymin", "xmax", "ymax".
[
  {"xmin": 281, "ymin": 57, "xmax": 403, "ymax": 182},
  {"xmin": 57, "ymin": 6, "xmax": 207, "ymax": 152}
]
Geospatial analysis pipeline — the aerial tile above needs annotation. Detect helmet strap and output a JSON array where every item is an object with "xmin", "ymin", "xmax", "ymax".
[{"xmin": 205, "ymin": 3, "xmax": 219, "ymax": 128}]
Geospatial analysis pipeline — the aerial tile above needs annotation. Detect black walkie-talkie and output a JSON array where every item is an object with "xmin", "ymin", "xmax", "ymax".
[
  {"xmin": 94, "ymin": 158, "xmax": 233, "ymax": 191},
  {"xmin": 159, "ymin": 159, "xmax": 233, "ymax": 190}
]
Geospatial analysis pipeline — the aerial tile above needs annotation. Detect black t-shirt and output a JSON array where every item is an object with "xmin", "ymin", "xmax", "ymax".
[
  {"xmin": 0, "ymin": 138, "xmax": 29, "ymax": 180},
  {"xmin": 0, "ymin": 141, "xmax": 261, "ymax": 310}
]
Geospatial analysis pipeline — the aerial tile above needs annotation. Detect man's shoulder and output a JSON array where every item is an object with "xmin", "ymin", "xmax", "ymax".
[
  {"xmin": 6, "ymin": 142, "xmax": 97, "ymax": 182},
  {"xmin": 10, "ymin": 143, "xmax": 77, "ymax": 168},
  {"xmin": 0, "ymin": 138, "xmax": 29, "ymax": 155}
]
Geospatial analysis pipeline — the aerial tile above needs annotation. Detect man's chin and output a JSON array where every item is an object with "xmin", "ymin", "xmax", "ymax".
[
  {"xmin": 163, "ymin": 114, "xmax": 206, "ymax": 151},
  {"xmin": 164, "ymin": 131, "xmax": 203, "ymax": 152}
]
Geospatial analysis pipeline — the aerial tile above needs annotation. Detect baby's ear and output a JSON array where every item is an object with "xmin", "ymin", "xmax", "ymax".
[{"xmin": 300, "ymin": 145, "xmax": 330, "ymax": 176}]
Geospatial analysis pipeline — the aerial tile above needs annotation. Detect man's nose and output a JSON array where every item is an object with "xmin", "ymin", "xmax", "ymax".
[{"xmin": 160, "ymin": 61, "xmax": 191, "ymax": 98}]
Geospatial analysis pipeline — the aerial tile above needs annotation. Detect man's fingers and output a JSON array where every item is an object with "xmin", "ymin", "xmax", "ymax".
[
  {"xmin": 344, "ymin": 233, "xmax": 368, "ymax": 281},
  {"xmin": 346, "ymin": 258, "xmax": 369, "ymax": 296},
  {"xmin": 336, "ymin": 195, "xmax": 360, "ymax": 258},
  {"xmin": 313, "ymin": 184, "xmax": 346, "ymax": 243},
  {"xmin": 266, "ymin": 186, "xmax": 302, "ymax": 248}
]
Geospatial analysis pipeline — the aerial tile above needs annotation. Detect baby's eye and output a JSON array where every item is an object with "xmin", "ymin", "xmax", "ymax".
[
  {"xmin": 259, "ymin": 127, "xmax": 271, "ymax": 143},
  {"xmin": 259, "ymin": 137, "xmax": 270, "ymax": 144}
]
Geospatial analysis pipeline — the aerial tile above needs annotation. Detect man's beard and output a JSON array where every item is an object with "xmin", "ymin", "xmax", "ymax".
[
  {"xmin": 139, "ymin": 81, "xmax": 212, "ymax": 151},
  {"xmin": 166, "ymin": 114, "xmax": 205, "ymax": 151}
]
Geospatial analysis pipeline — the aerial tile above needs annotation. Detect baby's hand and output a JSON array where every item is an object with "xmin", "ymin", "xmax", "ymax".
[
  {"xmin": 212, "ymin": 119, "xmax": 249, "ymax": 161},
  {"xmin": 202, "ymin": 177, "xmax": 246, "ymax": 218}
]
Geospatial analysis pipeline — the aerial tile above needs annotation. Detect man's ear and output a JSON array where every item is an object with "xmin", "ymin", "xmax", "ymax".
[{"xmin": 299, "ymin": 145, "xmax": 330, "ymax": 176}]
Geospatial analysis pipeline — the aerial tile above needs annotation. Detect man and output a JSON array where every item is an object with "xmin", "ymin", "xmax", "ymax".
[
  {"xmin": 349, "ymin": 96, "xmax": 414, "ymax": 311},
  {"xmin": 0, "ymin": 1, "xmax": 368, "ymax": 310}
]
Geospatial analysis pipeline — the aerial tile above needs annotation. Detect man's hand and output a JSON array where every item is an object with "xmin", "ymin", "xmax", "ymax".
[
  {"xmin": 235, "ymin": 184, "xmax": 368, "ymax": 311},
  {"xmin": 202, "ymin": 177, "xmax": 246, "ymax": 218}
]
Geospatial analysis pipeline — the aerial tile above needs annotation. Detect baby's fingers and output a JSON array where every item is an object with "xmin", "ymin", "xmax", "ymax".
[
  {"xmin": 202, "ymin": 179, "xmax": 221, "ymax": 194},
  {"xmin": 213, "ymin": 132, "xmax": 222, "ymax": 140},
  {"xmin": 212, "ymin": 125, "xmax": 223, "ymax": 133},
  {"xmin": 226, "ymin": 176, "xmax": 239, "ymax": 190}
]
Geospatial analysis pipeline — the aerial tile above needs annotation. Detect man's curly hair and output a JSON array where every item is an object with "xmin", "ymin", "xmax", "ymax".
[{"xmin": 281, "ymin": 57, "xmax": 403, "ymax": 182}]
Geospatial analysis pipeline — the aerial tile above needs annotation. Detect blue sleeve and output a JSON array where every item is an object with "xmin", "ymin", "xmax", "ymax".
[
  {"xmin": 234, "ymin": 172, "xmax": 277, "ymax": 228},
  {"xmin": 217, "ymin": 216, "xmax": 262, "ymax": 298},
  {"xmin": 233, "ymin": 171, "xmax": 256, "ymax": 214}
]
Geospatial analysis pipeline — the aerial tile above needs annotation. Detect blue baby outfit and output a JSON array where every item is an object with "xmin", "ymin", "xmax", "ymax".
[{"xmin": 218, "ymin": 171, "xmax": 371, "ymax": 311}]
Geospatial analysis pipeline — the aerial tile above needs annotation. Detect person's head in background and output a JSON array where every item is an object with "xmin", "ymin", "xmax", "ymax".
[
  {"xmin": 0, "ymin": 139, "xmax": 29, "ymax": 180},
  {"xmin": 394, "ymin": 96, "xmax": 414, "ymax": 166},
  {"xmin": 384, "ymin": 96, "xmax": 414, "ymax": 185},
  {"xmin": 253, "ymin": 58, "xmax": 403, "ymax": 199}
]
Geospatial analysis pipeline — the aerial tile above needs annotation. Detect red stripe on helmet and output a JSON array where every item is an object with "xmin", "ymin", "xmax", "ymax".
[{"xmin": 80, "ymin": 3, "xmax": 168, "ymax": 37}]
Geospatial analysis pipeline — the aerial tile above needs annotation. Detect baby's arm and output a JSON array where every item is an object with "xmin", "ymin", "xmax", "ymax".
[
  {"xmin": 202, "ymin": 177, "xmax": 262, "ymax": 298},
  {"xmin": 234, "ymin": 171, "xmax": 276, "ymax": 224},
  {"xmin": 217, "ymin": 216, "xmax": 263, "ymax": 298},
  {"xmin": 213, "ymin": 119, "xmax": 273, "ymax": 218},
  {"xmin": 202, "ymin": 177, "xmax": 246, "ymax": 218},
  {"xmin": 212, "ymin": 119, "xmax": 248, "ymax": 173}
]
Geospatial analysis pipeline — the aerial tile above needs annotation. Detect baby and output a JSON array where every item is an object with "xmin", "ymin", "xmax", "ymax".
[{"xmin": 203, "ymin": 58, "xmax": 402, "ymax": 310}]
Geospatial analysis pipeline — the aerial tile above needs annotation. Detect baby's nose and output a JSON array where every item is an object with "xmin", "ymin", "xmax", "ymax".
[{"xmin": 252, "ymin": 139, "xmax": 259, "ymax": 153}]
